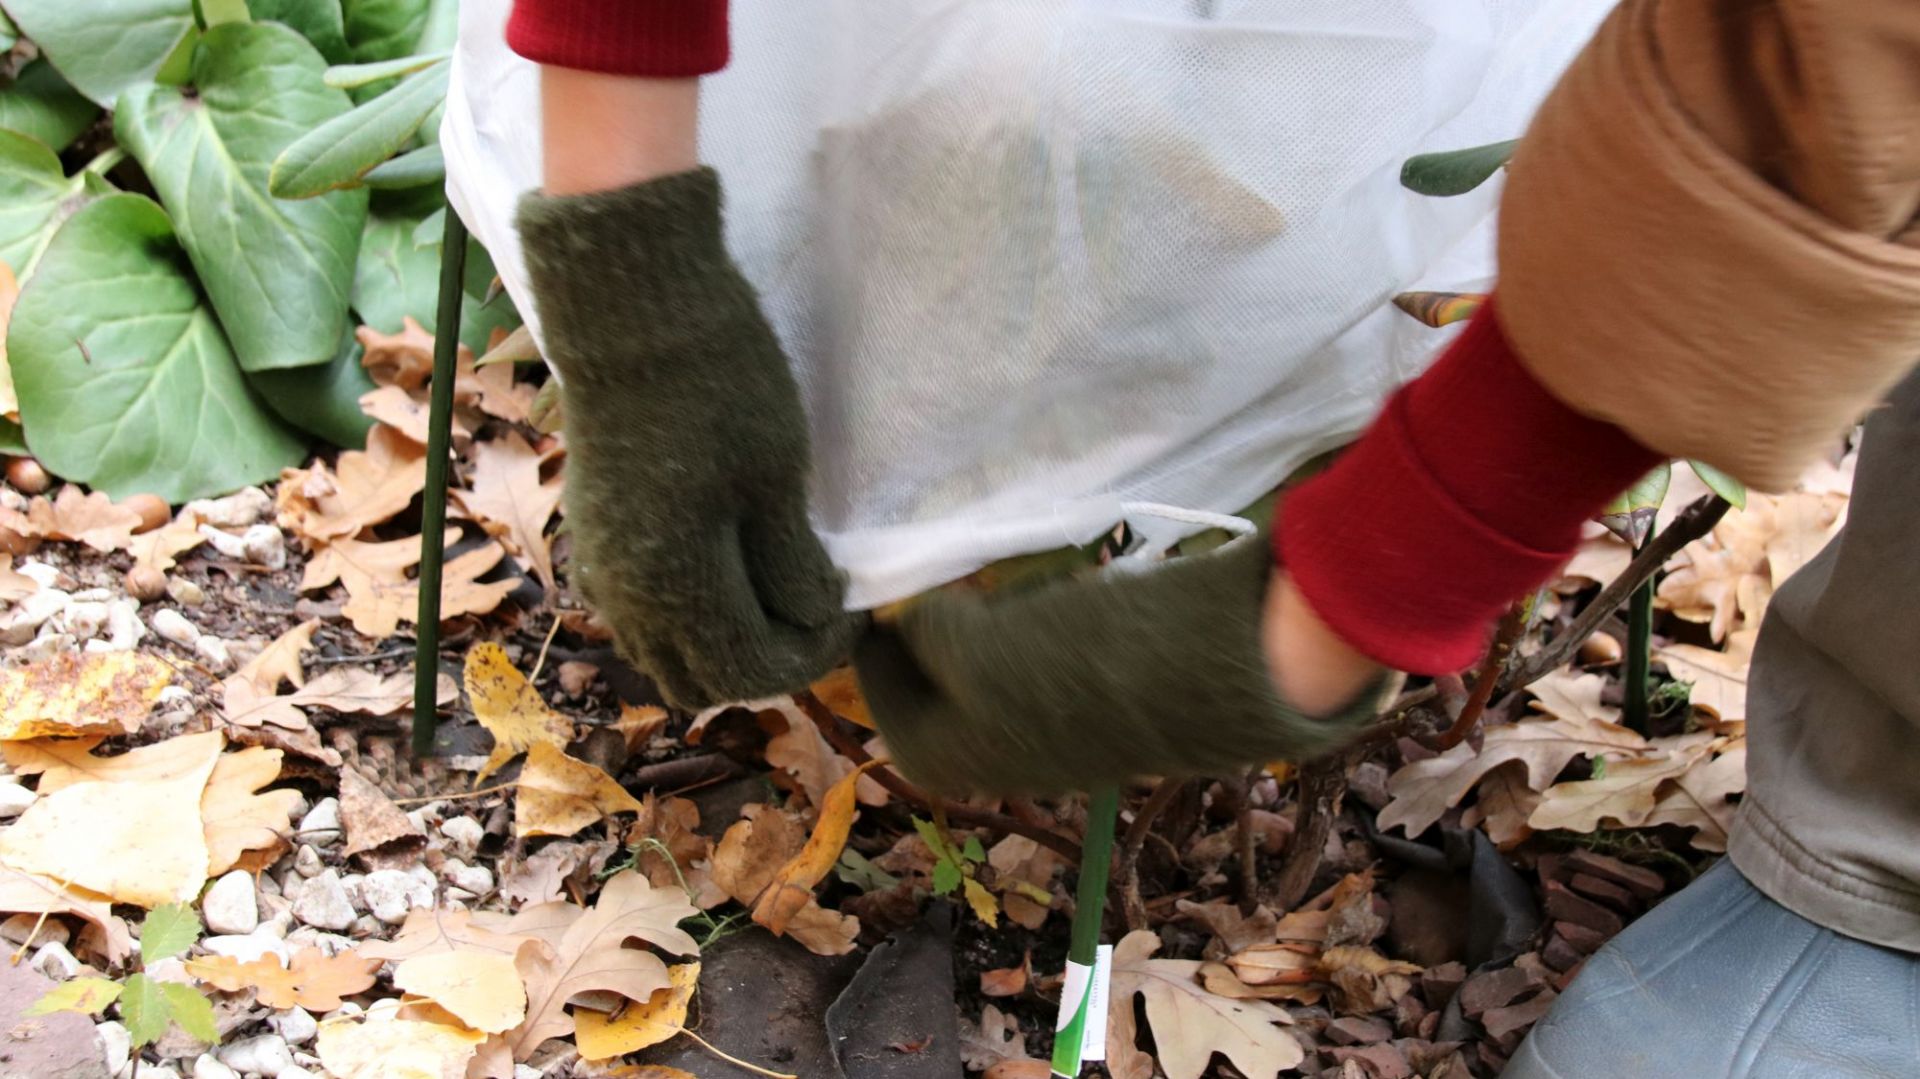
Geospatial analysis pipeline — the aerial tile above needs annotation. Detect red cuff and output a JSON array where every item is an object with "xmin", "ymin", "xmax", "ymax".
[
  {"xmin": 507, "ymin": 1, "xmax": 729, "ymax": 77},
  {"xmin": 1277, "ymin": 298, "xmax": 1664, "ymax": 674}
]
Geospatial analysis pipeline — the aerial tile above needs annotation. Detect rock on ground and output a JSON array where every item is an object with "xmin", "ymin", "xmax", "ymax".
[{"xmin": 0, "ymin": 960, "xmax": 107, "ymax": 1078}]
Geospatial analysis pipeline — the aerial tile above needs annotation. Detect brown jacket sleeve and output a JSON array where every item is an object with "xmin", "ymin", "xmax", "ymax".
[{"xmin": 1497, "ymin": 0, "xmax": 1920, "ymax": 491}]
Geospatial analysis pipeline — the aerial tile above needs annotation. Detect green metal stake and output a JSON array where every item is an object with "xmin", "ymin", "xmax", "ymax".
[
  {"xmin": 411, "ymin": 207, "xmax": 469, "ymax": 758},
  {"xmin": 1052, "ymin": 783, "xmax": 1120, "ymax": 1076}
]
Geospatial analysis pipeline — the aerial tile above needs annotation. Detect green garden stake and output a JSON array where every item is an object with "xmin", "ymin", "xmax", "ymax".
[
  {"xmin": 411, "ymin": 207, "xmax": 469, "ymax": 758},
  {"xmin": 1053, "ymin": 783, "xmax": 1120, "ymax": 1076}
]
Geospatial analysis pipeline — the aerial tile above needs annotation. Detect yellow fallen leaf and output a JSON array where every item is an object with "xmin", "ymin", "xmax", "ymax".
[
  {"xmin": 390, "ymin": 949, "xmax": 528, "ymax": 1034},
  {"xmin": 202, "ymin": 747, "xmax": 303, "ymax": 875},
  {"xmin": 6, "ymin": 732, "xmax": 219, "ymax": 792},
  {"xmin": 0, "ymin": 652, "xmax": 172, "ymax": 741},
  {"xmin": 0, "ymin": 865, "xmax": 135, "ymax": 962},
  {"xmin": 316, "ymin": 1013, "xmax": 484, "ymax": 1079},
  {"xmin": 612, "ymin": 704, "xmax": 668, "ymax": 754},
  {"xmin": 751, "ymin": 760, "xmax": 885, "ymax": 935},
  {"xmin": 574, "ymin": 962, "xmax": 700, "ymax": 1061},
  {"xmin": 808, "ymin": 667, "xmax": 872, "ymax": 730},
  {"xmin": 0, "ymin": 731, "xmax": 222, "ymax": 906},
  {"xmin": 465, "ymin": 642, "xmax": 572, "ymax": 784},
  {"xmin": 962, "ymin": 877, "xmax": 1000, "ymax": 928},
  {"xmin": 186, "ymin": 947, "xmax": 379, "ymax": 1011},
  {"xmin": 514, "ymin": 742, "xmax": 644, "ymax": 839}
]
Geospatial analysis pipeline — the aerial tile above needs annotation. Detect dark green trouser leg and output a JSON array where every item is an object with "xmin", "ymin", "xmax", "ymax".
[{"xmin": 412, "ymin": 207, "xmax": 468, "ymax": 758}]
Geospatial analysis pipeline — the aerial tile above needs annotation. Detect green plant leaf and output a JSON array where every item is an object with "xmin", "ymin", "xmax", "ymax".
[
  {"xmin": 159, "ymin": 982, "xmax": 218, "ymax": 1043},
  {"xmin": 140, "ymin": 902, "xmax": 201, "ymax": 965},
  {"xmin": 911, "ymin": 817, "xmax": 959, "ymax": 863},
  {"xmin": 117, "ymin": 21, "xmax": 368, "ymax": 373},
  {"xmin": 1687, "ymin": 460, "xmax": 1748, "ymax": 510},
  {"xmin": 323, "ymin": 50, "xmax": 446, "ymax": 89},
  {"xmin": 0, "ymin": 419, "xmax": 24, "ymax": 455},
  {"xmin": 200, "ymin": 0, "xmax": 250, "ymax": 26},
  {"xmin": 1600, "ymin": 461, "xmax": 1672, "ymax": 547},
  {"xmin": 118, "ymin": 974, "xmax": 170, "ymax": 1049},
  {"xmin": 341, "ymin": 0, "xmax": 428, "ymax": 63},
  {"xmin": 0, "ymin": 0, "xmax": 195, "ymax": 108},
  {"xmin": 0, "ymin": 8, "xmax": 16, "ymax": 50},
  {"xmin": 26, "ymin": 976, "xmax": 122, "ymax": 1017},
  {"xmin": 930, "ymin": 858, "xmax": 962, "ymax": 896},
  {"xmin": 252, "ymin": 0, "xmax": 350, "ymax": 62},
  {"xmin": 1400, "ymin": 139, "xmax": 1519, "ymax": 197},
  {"xmin": 248, "ymin": 327, "xmax": 376, "ymax": 447},
  {"xmin": 362, "ymin": 142, "xmax": 443, "ymax": 189},
  {"xmin": 962, "ymin": 836, "xmax": 986, "ymax": 864},
  {"xmin": 0, "ymin": 60, "xmax": 98, "ymax": 153},
  {"xmin": 269, "ymin": 57, "xmax": 447, "ymax": 199},
  {"xmin": 352, "ymin": 209, "xmax": 519, "ymax": 353},
  {"xmin": 833, "ymin": 849, "xmax": 901, "ymax": 894},
  {"xmin": 0, "ymin": 128, "xmax": 84, "ymax": 277},
  {"xmin": 9, "ymin": 194, "xmax": 306, "ymax": 501}
]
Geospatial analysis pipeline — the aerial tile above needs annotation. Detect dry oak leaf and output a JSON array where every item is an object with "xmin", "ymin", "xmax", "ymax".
[
  {"xmin": 514, "ymin": 742, "xmax": 644, "ymax": 839},
  {"xmin": 1527, "ymin": 735, "xmax": 1717, "ymax": 834},
  {"xmin": 0, "ymin": 730, "xmax": 223, "ymax": 906},
  {"xmin": 202, "ymin": 747, "xmax": 303, "ymax": 875},
  {"xmin": 13, "ymin": 486, "xmax": 144, "ymax": 552},
  {"xmin": 759, "ymin": 702, "xmax": 887, "ymax": 809},
  {"xmin": 505, "ymin": 870, "xmax": 700, "ymax": 1060},
  {"xmin": 127, "ymin": 511, "xmax": 208, "ymax": 573},
  {"xmin": 316, "ymin": 1011, "xmax": 485, "ymax": 1079},
  {"xmin": 1225, "ymin": 943, "xmax": 1318, "ymax": 989},
  {"xmin": 230, "ymin": 619, "xmax": 320, "ymax": 694},
  {"xmin": 453, "ymin": 431, "xmax": 563, "ymax": 592},
  {"xmin": 187, "ymin": 946, "xmax": 379, "ymax": 1010},
  {"xmin": 0, "ymin": 864, "xmax": 135, "ymax": 962},
  {"xmin": 627, "ymin": 795, "xmax": 724, "ymax": 910},
  {"xmin": 1643, "ymin": 739, "xmax": 1747, "ymax": 851},
  {"xmin": 358, "ymin": 318, "xmax": 437, "ymax": 389},
  {"xmin": 358, "ymin": 383, "xmax": 468, "ymax": 447},
  {"xmin": 988, "ymin": 835, "xmax": 1061, "ymax": 931},
  {"xmin": 465, "ymin": 641, "xmax": 573, "ymax": 785},
  {"xmin": 1178, "ymin": 899, "xmax": 1279, "ymax": 958},
  {"xmin": 1197, "ymin": 960, "xmax": 1324, "ymax": 1006},
  {"xmin": 0, "ymin": 650, "xmax": 171, "ymax": 741},
  {"xmin": 573, "ymin": 961, "xmax": 699, "ymax": 1061},
  {"xmin": 1459, "ymin": 762, "xmax": 1543, "ymax": 849},
  {"xmin": 1110, "ymin": 929, "xmax": 1301, "ymax": 1079},
  {"xmin": 222, "ymin": 666, "xmax": 455, "ymax": 731},
  {"xmin": 455, "ymin": 341, "xmax": 537, "ymax": 424},
  {"xmin": 339, "ymin": 764, "xmax": 426, "ymax": 861},
  {"xmin": 809, "ymin": 666, "xmax": 873, "ymax": 730},
  {"xmin": 1317, "ymin": 945, "xmax": 1421, "ymax": 1017},
  {"xmin": 276, "ymin": 423, "xmax": 426, "ymax": 544},
  {"xmin": 712, "ymin": 803, "xmax": 859, "ymax": 957},
  {"xmin": 301, "ymin": 528, "xmax": 516, "ymax": 638},
  {"xmin": 958, "ymin": 1003, "xmax": 1031, "ymax": 1073},
  {"xmin": 752, "ymin": 759, "xmax": 886, "ymax": 935},
  {"xmin": 497, "ymin": 838, "xmax": 617, "ymax": 910},
  {"xmin": 360, "ymin": 908, "xmax": 536, "ymax": 1033},
  {"xmin": 1657, "ymin": 627, "xmax": 1758, "ymax": 725}
]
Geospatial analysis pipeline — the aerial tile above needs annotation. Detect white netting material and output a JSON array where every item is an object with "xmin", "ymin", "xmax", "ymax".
[{"xmin": 443, "ymin": 0, "xmax": 1614, "ymax": 608}]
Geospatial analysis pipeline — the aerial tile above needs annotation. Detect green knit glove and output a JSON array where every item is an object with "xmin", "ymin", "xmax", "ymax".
[
  {"xmin": 517, "ymin": 168, "xmax": 859, "ymax": 710},
  {"xmin": 854, "ymin": 533, "xmax": 1386, "ymax": 795}
]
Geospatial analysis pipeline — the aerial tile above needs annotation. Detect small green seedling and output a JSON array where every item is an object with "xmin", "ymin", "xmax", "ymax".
[{"xmin": 29, "ymin": 902, "xmax": 219, "ymax": 1070}]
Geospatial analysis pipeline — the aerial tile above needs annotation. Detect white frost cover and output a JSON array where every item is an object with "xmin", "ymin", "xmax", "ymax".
[{"xmin": 444, "ymin": 0, "xmax": 1615, "ymax": 608}]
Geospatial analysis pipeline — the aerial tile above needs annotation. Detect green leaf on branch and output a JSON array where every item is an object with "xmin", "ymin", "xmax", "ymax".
[
  {"xmin": 0, "ymin": 128, "xmax": 85, "ymax": 278},
  {"xmin": 140, "ymin": 903, "xmax": 201, "ymax": 965},
  {"xmin": 118, "ymin": 974, "xmax": 170, "ymax": 1048},
  {"xmin": 25, "ymin": 976, "xmax": 122, "ymax": 1017},
  {"xmin": 248, "ymin": 327, "xmax": 377, "ymax": 447},
  {"xmin": 9, "ymin": 194, "xmax": 306, "ymax": 501},
  {"xmin": 1400, "ymin": 139, "xmax": 1518, "ymax": 197},
  {"xmin": 117, "ymin": 21, "xmax": 368, "ymax": 373},
  {"xmin": 1687, "ymin": 460, "xmax": 1747, "ymax": 510},
  {"xmin": 362, "ymin": 143, "xmax": 443, "ymax": 189},
  {"xmin": 0, "ymin": 60, "xmax": 99, "ymax": 153},
  {"xmin": 269, "ymin": 57, "xmax": 448, "ymax": 199},
  {"xmin": 0, "ymin": 0, "xmax": 195, "ymax": 108},
  {"xmin": 252, "ymin": 0, "xmax": 351, "ymax": 61},
  {"xmin": 1600, "ymin": 462, "xmax": 1672, "ymax": 547}
]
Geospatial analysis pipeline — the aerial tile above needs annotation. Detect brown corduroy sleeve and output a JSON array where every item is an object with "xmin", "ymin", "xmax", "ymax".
[{"xmin": 1497, "ymin": 0, "xmax": 1920, "ymax": 491}]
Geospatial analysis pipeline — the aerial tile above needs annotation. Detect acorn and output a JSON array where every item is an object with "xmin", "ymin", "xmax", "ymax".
[
  {"xmin": 120, "ymin": 493, "xmax": 171, "ymax": 534},
  {"xmin": 124, "ymin": 566, "xmax": 168, "ymax": 603},
  {"xmin": 4, "ymin": 457, "xmax": 49, "ymax": 495}
]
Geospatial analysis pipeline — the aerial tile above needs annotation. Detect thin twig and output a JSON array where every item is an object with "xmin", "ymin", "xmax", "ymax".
[
  {"xmin": 1117, "ymin": 777, "xmax": 1189, "ymax": 931},
  {"xmin": 311, "ymin": 647, "xmax": 416, "ymax": 666},
  {"xmin": 1437, "ymin": 602, "xmax": 1527, "ymax": 750},
  {"xmin": 1266, "ymin": 743, "xmax": 1367, "ymax": 911},
  {"xmin": 528, "ymin": 614, "xmax": 564, "ymax": 683},
  {"xmin": 391, "ymin": 780, "xmax": 519, "ymax": 806},
  {"xmin": 1502, "ymin": 495, "xmax": 1732, "ymax": 693},
  {"xmin": 793, "ymin": 692, "xmax": 1082, "ymax": 865},
  {"xmin": 1235, "ymin": 770, "xmax": 1259, "ymax": 914},
  {"xmin": 676, "ymin": 1028, "xmax": 798, "ymax": 1079}
]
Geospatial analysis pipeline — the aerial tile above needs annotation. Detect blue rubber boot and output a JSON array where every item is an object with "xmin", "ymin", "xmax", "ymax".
[{"xmin": 1503, "ymin": 859, "xmax": 1920, "ymax": 1078}]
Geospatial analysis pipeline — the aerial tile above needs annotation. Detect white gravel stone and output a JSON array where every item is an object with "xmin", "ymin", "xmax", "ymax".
[
  {"xmin": 278, "ymin": 1067, "xmax": 318, "ymax": 1079},
  {"xmin": 241, "ymin": 525, "xmax": 286, "ymax": 569},
  {"xmin": 269, "ymin": 1006, "xmax": 317, "ymax": 1046},
  {"xmin": 0, "ymin": 587, "xmax": 68, "ymax": 644},
  {"xmin": 156, "ymin": 684, "xmax": 194, "ymax": 709},
  {"xmin": 438, "ymin": 815, "xmax": 484, "ymax": 859},
  {"xmin": 149, "ymin": 608, "xmax": 201, "ymax": 648},
  {"xmin": 143, "ymin": 1066, "xmax": 180, "ymax": 1079},
  {"xmin": 143, "ymin": 956, "xmax": 193, "ymax": 985},
  {"xmin": 192, "ymin": 1054, "xmax": 240, "ymax": 1079},
  {"xmin": 448, "ymin": 863, "xmax": 493, "ymax": 896},
  {"xmin": 293, "ymin": 844, "xmax": 324, "ymax": 878},
  {"xmin": 0, "ymin": 781, "xmax": 37, "ymax": 818},
  {"xmin": 58, "ymin": 600, "xmax": 109, "ymax": 640},
  {"xmin": 186, "ymin": 487, "xmax": 271, "ymax": 529},
  {"xmin": 288, "ymin": 870, "xmax": 356, "ymax": 932},
  {"xmin": 298, "ymin": 799, "xmax": 340, "ymax": 846},
  {"xmin": 30, "ymin": 940, "xmax": 80, "ymax": 980},
  {"xmin": 97, "ymin": 1020, "xmax": 130, "ymax": 1077},
  {"xmin": 201, "ymin": 870, "xmax": 259, "ymax": 935},
  {"xmin": 16, "ymin": 560, "xmax": 59, "ymax": 588},
  {"xmin": 96, "ymin": 597, "xmax": 147, "ymax": 652},
  {"xmin": 200, "ymin": 929, "xmax": 291, "ymax": 965},
  {"xmin": 515, "ymin": 1066, "xmax": 541, "ymax": 1079},
  {"xmin": 217, "ymin": 1033, "xmax": 294, "ymax": 1078},
  {"xmin": 166, "ymin": 577, "xmax": 206, "ymax": 606},
  {"xmin": 283, "ymin": 929, "xmax": 355, "ymax": 958},
  {"xmin": 192, "ymin": 635, "xmax": 231, "ymax": 671},
  {"xmin": 360, "ymin": 869, "xmax": 433, "ymax": 925}
]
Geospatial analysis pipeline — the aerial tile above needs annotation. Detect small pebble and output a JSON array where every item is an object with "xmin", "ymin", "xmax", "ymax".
[
  {"xmin": 439, "ymin": 816, "xmax": 484, "ymax": 860},
  {"xmin": 192, "ymin": 1055, "xmax": 239, "ymax": 1079},
  {"xmin": 124, "ymin": 566, "xmax": 168, "ymax": 603},
  {"xmin": 192, "ymin": 635, "xmax": 231, "ymax": 671},
  {"xmin": 217, "ymin": 1033, "xmax": 294, "ymax": 1078},
  {"xmin": 270, "ymin": 1006, "xmax": 317, "ymax": 1046},
  {"xmin": 278, "ymin": 1067, "xmax": 319, "ymax": 1079},
  {"xmin": 142, "ymin": 1066, "xmax": 181, "ymax": 1079},
  {"xmin": 96, "ymin": 1021, "xmax": 130, "ymax": 1077},
  {"xmin": 448, "ymin": 863, "xmax": 493, "ymax": 896},
  {"xmin": 166, "ymin": 577, "xmax": 206, "ymax": 606},
  {"xmin": 200, "ymin": 930, "xmax": 291, "ymax": 966},
  {"xmin": 186, "ymin": 487, "xmax": 271, "ymax": 529},
  {"xmin": 150, "ymin": 608, "xmax": 200, "ymax": 648},
  {"xmin": 201, "ymin": 870, "xmax": 259, "ymax": 935},
  {"xmin": 144, "ymin": 956, "xmax": 193, "ymax": 985},
  {"xmin": 31, "ymin": 940, "xmax": 80, "ymax": 980},
  {"xmin": 360, "ymin": 869, "xmax": 434, "ymax": 925},
  {"xmin": 241, "ymin": 525, "xmax": 286, "ymax": 569},
  {"xmin": 58, "ymin": 601, "xmax": 109, "ymax": 639},
  {"xmin": 298, "ymin": 799, "xmax": 341, "ymax": 846},
  {"xmin": 289, "ymin": 870, "xmax": 356, "ymax": 931},
  {"xmin": 293, "ymin": 844, "xmax": 324, "ymax": 879},
  {"xmin": 0, "ymin": 587, "xmax": 68, "ymax": 644},
  {"xmin": 93, "ymin": 598, "xmax": 146, "ymax": 652}
]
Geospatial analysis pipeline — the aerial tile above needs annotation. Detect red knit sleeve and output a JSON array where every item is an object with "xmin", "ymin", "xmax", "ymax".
[
  {"xmin": 507, "ymin": 1, "xmax": 729, "ymax": 78},
  {"xmin": 1276, "ymin": 298, "xmax": 1664, "ymax": 674}
]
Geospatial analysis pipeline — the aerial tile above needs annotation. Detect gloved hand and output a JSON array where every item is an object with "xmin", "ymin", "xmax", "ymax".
[
  {"xmin": 853, "ymin": 532, "xmax": 1390, "ymax": 795},
  {"xmin": 517, "ymin": 168, "xmax": 860, "ymax": 710}
]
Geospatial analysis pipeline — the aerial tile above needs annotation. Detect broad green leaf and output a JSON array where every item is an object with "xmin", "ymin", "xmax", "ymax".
[
  {"xmin": 254, "ymin": 0, "xmax": 350, "ymax": 61},
  {"xmin": 270, "ymin": 58, "xmax": 448, "ymax": 199},
  {"xmin": 118, "ymin": 974, "xmax": 170, "ymax": 1049},
  {"xmin": 1600, "ymin": 462, "xmax": 1672, "ymax": 547},
  {"xmin": 249, "ymin": 327, "xmax": 376, "ymax": 447},
  {"xmin": 0, "ymin": 0, "xmax": 194, "ymax": 108},
  {"xmin": 0, "ymin": 129, "xmax": 84, "ymax": 278},
  {"xmin": 140, "ymin": 902, "xmax": 200, "ymax": 965},
  {"xmin": 324, "ymin": 50, "xmax": 446, "ymax": 89},
  {"xmin": 0, "ymin": 419, "xmax": 23, "ymax": 454},
  {"xmin": 417, "ymin": 0, "xmax": 456, "ymax": 52},
  {"xmin": 1400, "ymin": 139, "xmax": 1518, "ymax": 197},
  {"xmin": 362, "ymin": 142, "xmax": 443, "ymax": 189},
  {"xmin": 1687, "ymin": 460, "xmax": 1748, "ymax": 510},
  {"xmin": 201, "ymin": 0, "xmax": 250, "ymax": 26},
  {"xmin": 352, "ymin": 210, "xmax": 519, "ymax": 353},
  {"xmin": 0, "ymin": 60, "xmax": 98, "ymax": 153},
  {"xmin": 117, "ymin": 22, "xmax": 368, "ymax": 372},
  {"xmin": 9, "ymin": 194, "xmax": 306, "ymax": 501},
  {"xmin": 159, "ymin": 982, "xmax": 218, "ymax": 1043},
  {"xmin": 26, "ymin": 976, "xmax": 122, "ymax": 1017},
  {"xmin": 342, "ymin": 0, "xmax": 428, "ymax": 63},
  {"xmin": 0, "ymin": 8, "xmax": 16, "ymax": 50}
]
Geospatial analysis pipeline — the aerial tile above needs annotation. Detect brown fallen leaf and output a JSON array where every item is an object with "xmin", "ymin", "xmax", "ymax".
[
  {"xmin": 1642, "ymin": 739, "xmax": 1747, "ymax": 851},
  {"xmin": 0, "ymin": 651, "xmax": 172, "ymax": 741},
  {"xmin": 358, "ymin": 384, "xmax": 469, "ymax": 447},
  {"xmin": 357, "ymin": 318, "xmax": 437, "ymax": 389},
  {"xmin": 222, "ymin": 666, "xmax": 453, "ymax": 730},
  {"xmin": 1111, "ymin": 929, "xmax": 1301, "ymax": 1079},
  {"xmin": 573, "ymin": 962, "xmax": 700, "ymax": 1061},
  {"xmin": 612, "ymin": 704, "xmax": 668, "ymax": 755},
  {"xmin": 979, "ymin": 953, "xmax": 1030, "ymax": 998},
  {"xmin": 988, "ymin": 836, "xmax": 1060, "ymax": 931},
  {"xmin": 759, "ymin": 704, "xmax": 887, "ymax": 809},
  {"xmin": 453, "ymin": 431, "xmax": 563, "ymax": 592},
  {"xmin": 497, "ymin": 839, "xmax": 616, "ymax": 909},
  {"xmin": 0, "ymin": 865, "xmax": 135, "ymax": 962},
  {"xmin": 958, "ymin": 1004, "xmax": 1031, "ymax": 1073},
  {"xmin": 1225, "ymin": 942, "xmax": 1318, "ymax": 988},
  {"xmin": 230, "ymin": 619, "xmax": 320, "ymax": 694},
  {"xmin": 455, "ymin": 343, "xmax": 536, "ymax": 424},
  {"xmin": 465, "ymin": 642, "xmax": 573, "ymax": 785},
  {"xmin": 1459, "ymin": 762, "xmax": 1542, "ymax": 849},
  {"xmin": 301, "ymin": 529, "xmax": 516, "ymax": 638},
  {"xmin": 6, "ymin": 731, "xmax": 219, "ymax": 792},
  {"xmin": 339, "ymin": 764, "xmax": 426, "ymax": 863},
  {"xmin": 127, "ymin": 512, "xmax": 208, "ymax": 574},
  {"xmin": 711, "ymin": 804, "xmax": 859, "ymax": 957},
  {"xmin": 276, "ymin": 424, "xmax": 426, "ymax": 544},
  {"xmin": 1197, "ymin": 960, "xmax": 1325, "ymax": 1005},
  {"xmin": 1177, "ymin": 899, "xmax": 1278, "ymax": 957},
  {"xmin": 1527, "ymin": 738, "xmax": 1715, "ymax": 833},
  {"xmin": 627, "ymin": 795, "xmax": 723, "ymax": 910},
  {"xmin": 202, "ymin": 747, "xmax": 303, "ymax": 875},
  {"xmin": 1317, "ymin": 945, "xmax": 1422, "ymax": 1017},
  {"xmin": 752, "ymin": 760, "xmax": 886, "ymax": 935},
  {"xmin": 392, "ymin": 949, "xmax": 529, "ymax": 1034},
  {"xmin": 514, "ymin": 742, "xmax": 644, "ymax": 839},
  {"xmin": 505, "ymin": 871, "xmax": 700, "ymax": 1060},
  {"xmin": 809, "ymin": 667, "xmax": 873, "ymax": 730},
  {"xmin": 15, "ymin": 486, "xmax": 144, "ymax": 552},
  {"xmin": 187, "ymin": 946, "xmax": 379, "ymax": 1010},
  {"xmin": 1657, "ymin": 627, "xmax": 1757, "ymax": 725}
]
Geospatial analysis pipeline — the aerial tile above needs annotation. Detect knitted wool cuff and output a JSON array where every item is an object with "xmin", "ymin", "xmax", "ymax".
[{"xmin": 507, "ymin": 0, "xmax": 730, "ymax": 78}]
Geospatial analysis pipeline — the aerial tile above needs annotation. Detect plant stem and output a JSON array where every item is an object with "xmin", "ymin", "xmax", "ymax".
[
  {"xmin": 82, "ymin": 147, "xmax": 127, "ymax": 177},
  {"xmin": 411, "ymin": 208, "xmax": 469, "ymax": 759},
  {"xmin": 1052, "ymin": 784, "xmax": 1119, "ymax": 1076},
  {"xmin": 1623, "ymin": 542, "xmax": 1656, "ymax": 732}
]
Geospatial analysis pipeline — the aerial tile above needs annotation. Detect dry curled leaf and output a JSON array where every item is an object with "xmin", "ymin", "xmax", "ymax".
[
  {"xmin": 338, "ymin": 764, "xmax": 426, "ymax": 862},
  {"xmin": 759, "ymin": 704, "xmax": 887, "ymax": 809},
  {"xmin": 187, "ymin": 946, "xmax": 379, "ymax": 1011},
  {"xmin": 1110, "ymin": 929, "xmax": 1301, "ymax": 1079},
  {"xmin": 453, "ymin": 431, "xmax": 563, "ymax": 592},
  {"xmin": 712, "ymin": 804, "xmax": 859, "ymax": 956},
  {"xmin": 276, "ymin": 424, "xmax": 426, "ymax": 544},
  {"xmin": 465, "ymin": 642, "xmax": 573, "ymax": 785},
  {"xmin": 222, "ymin": 666, "xmax": 452, "ymax": 731},
  {"xmin": 1527, "ymin": 737, "xmax": 1716, "ymax": 833},
  {"xmin": 300, "ymin": 528, "xmax": 516, "ymax": 638},
  {"xmin": 0, "ymin": 651, "xmax": 171, "ymax": 741},
  {"xmin": 573, "ymin": 962, "xmax": 700, "ymax": 1061},
  {"xmin": 752, "ymin": 759, "xmax": 885, "ymax": 935},
  {"xmin": 513, "ymin": 742, "xmax": 644, "ymax": 839},
  {"xmin": 10, "ymin": 486, "xmax": 145, "ymax": 552},
  {"xmin": 230, "ymin": 620, "xmax": 319, "ymax": 694},
  {"xmin": 202, "ymin": 747, "xmax": 303, "ymax": 875},
  {"xmin": 1642, "ymin": 740, "xmax": 1747, "ymax": 851}
]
